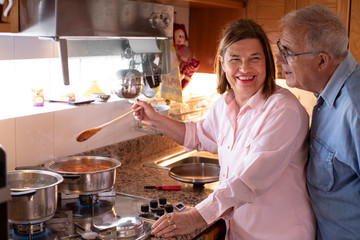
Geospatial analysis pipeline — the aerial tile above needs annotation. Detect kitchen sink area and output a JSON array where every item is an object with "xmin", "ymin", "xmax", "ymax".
[
  {"xmin": 143, "ymin": 150, "xmax": 219, "ymax": 170},
  {"xmin": 143, "ymin": 150, "xmax": 220, "ymax": 187}
]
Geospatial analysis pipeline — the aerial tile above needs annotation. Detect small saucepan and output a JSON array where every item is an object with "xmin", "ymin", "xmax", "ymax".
[{"xmin": 7, "ymin": 169, "xmax": 63, "ymax": 223}]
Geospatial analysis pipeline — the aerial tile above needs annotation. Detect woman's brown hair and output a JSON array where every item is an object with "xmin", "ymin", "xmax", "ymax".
[{"xmin": 215, "ymin": 19, "xmax": 276, "ymax": 99}]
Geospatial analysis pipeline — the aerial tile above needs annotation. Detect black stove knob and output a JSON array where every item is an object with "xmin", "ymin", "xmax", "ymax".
[
  {"xmin": 165, "ymin": 204, "xmax": 174, "ymax": 213},
  {"xmin": 141, "ymin": 204, "xmax": 149, "ymax": 213},
  {"xmin": 159, "ymin": 197, "xmax": 167, "ymax": 206},
  {"xmin": 150, "ymin": 199, "xmax": 158, "ymax": 208},
  {"xmin": 156, "ymin": 208, "xmax": 165, "ymax": 216}
]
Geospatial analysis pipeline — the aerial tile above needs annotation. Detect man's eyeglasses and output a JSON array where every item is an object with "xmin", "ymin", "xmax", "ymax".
[{"xmin": 277, "ymin": 40, "xmax": 324, "ymax": 63}]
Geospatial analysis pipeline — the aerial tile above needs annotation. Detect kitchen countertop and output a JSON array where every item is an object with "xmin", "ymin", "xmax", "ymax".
[
  {"xmin": 81, "ymin": 134, "xmax": 220, "ymax": 239},
  {"xmin": 114, "ymin": 148, "xmax": 219, "ymax": 240}
]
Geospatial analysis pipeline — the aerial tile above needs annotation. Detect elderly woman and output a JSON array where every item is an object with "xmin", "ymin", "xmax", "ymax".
[{"xmin": 133, "ymin": 19, "xmax": 315, "ymax": 239}]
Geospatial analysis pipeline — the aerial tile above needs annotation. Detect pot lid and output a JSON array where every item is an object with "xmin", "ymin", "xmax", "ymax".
[
  {"xmin": 44, "ymin": 156, "xmax": 121, "ymax": 174},
  {"xmin": 169, "ymin": 163, "xmax": 220, "ymax": 186},
  {"xmin": 7, "ymin": 170, "xmax": 63, "ymax": 191},
  {"xmin": 93, "ymin": 215, "xmax": 144, "ymax": 238}
]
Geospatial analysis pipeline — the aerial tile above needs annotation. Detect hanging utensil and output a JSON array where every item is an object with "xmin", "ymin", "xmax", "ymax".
[
  {"xmin": 76, "ymin": 106, "xmax": 142, "ymax": 142},
  {"xmin": 140, "ymin": 53, "xmax": 157, "ymax": 98}
]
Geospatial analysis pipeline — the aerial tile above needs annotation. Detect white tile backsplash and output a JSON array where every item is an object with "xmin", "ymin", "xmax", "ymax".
[
  {"xmin": 54, "ymin": 107, "xmax": 87, "ymax": 158},
  {"xmin": 0, "ymin": 60, "xmax": 16, "ymax": 111},
  {"xmin": 0, "ymin": 118, "xmax": 16, "ymax": 170},
  {"xmin": 15, "ymin": 59, "xmax": 52, "ymax": 105},
  {"xmin": 15, "ymin": 113, "xmax": 55, "ymax": 167},
  {"xmin": 85, "ymin": 101, "xmax": 117, "ymax": 150},
  {"xmin": 114, "ymin": 100, "xmax": 144, "ymax": 143},
  {"xmin": 0, "ymin": 47, "xmax": 149, "ymax": 170},
  {"xmin": 0, "ymin": 99, "xmax": 147, "ymax": 170}
]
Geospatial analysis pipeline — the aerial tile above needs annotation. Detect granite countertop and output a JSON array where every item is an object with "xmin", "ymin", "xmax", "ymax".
[
  {"xmin": 84, "ymin": 134, "xmax": 220, "ymax": 239},
  {"xmin": 114, "ymin": 149, "xmax": 219, "ymax": 240}
]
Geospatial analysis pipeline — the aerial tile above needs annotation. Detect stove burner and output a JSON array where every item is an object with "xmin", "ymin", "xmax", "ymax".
[
  {"xmin": 79, "ymin": 194, "xmax": 99, "ymax": 205},
  {"xmin": 12, "ymin": 222, "xmax": 45, "ymax": 236},
  {"xmin": 8, "ymin": 192, "xmax": 154, "ymax": 240}
]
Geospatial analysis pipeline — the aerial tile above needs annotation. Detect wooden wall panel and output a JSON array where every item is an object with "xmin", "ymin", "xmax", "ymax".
[
  {"xmin": 189, "ymin": 8, "xmax": 243, "ymax": 73},
  {"xmin": 337, "ymin": 0, "xmax": 350, "ymax": 29},
  {"xmin": 0, "ymin": 0, "xmax": 19, "ymax": 33},
  {"xmin": 257, "ymin": 6, "xmax": 285, "ymax": 19},
  {"xmin": 245, "ymin": 0, "xmax": 258, "ymax": 20},
  {"xmin": 349, "ymin": 0, "xmax": 360, "ymax": 63},
  {"xmin": 257, "ymin": 19, "xmax": 282, "ymax": 33},
  {"xmin": 189, "ymin": 0, "xmax": 356, "ymax": 73},
  {"xmin": 258, "ymin": 0, "xmax": 285, "ymax": 7},
  {"xmin": 284, "ymin": 0, "xmax": 297, "ymax": 13},
  {"xmin": 309, "ymin": 0, "xmax": 337, "ymax": 7}
]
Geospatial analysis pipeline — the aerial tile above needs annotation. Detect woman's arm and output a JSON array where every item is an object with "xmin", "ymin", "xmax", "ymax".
[{"xmin": 132, "ymin": 100, "xmax": 186, "ymax": 145}]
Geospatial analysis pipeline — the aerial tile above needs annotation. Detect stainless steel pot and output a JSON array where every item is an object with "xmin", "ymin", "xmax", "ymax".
[
  {"xmin": 7, "ymin": 170, "xmax": 63, "ymax": 223},
  {"xmin": 44, "ymin": 156, "xmax": 121, "ymax": 195}
]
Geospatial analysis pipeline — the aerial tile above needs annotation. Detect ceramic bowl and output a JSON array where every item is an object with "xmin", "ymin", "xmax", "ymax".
[
  {"xmin": 154, "ymin": 105, "xmax": 170, "ymax": 116},
  {"xmin": 91, "ymin": 93, "xmax": 111, "ymax": 102}
]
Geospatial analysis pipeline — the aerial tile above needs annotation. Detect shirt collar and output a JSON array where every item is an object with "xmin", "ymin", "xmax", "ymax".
[
  {"xmin": 224, "ymin": 87, "xmax": 266, "ymax": 112},
  {"xmin": 320, "ymin": 51, "xmax": 357, "ymax": 108}
]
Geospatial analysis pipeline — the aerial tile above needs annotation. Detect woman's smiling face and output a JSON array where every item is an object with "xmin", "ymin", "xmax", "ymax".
[{"xmin": 220, "ymin": 38, "xmax": 266, "ymax": 105}]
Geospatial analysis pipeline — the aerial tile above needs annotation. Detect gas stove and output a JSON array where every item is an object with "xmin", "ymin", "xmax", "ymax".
[{"xmin": 8, "ymin": 191, "xmax": 158, "ymax": 240}]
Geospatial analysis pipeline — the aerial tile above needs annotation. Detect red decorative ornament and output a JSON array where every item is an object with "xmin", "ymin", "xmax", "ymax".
[{"xmin": 173, "ymin": 23, "xmax": 200, "ymax": 89}]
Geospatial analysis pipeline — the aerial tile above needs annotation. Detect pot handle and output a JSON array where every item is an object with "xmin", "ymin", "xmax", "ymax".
[
  {"xmin": 15, "ymin": 166, "xmax": 47, "ymax": 170},
  {"xmin": 11, "ymin": 190, "xmax": 36, "ymax": 196},
  {"xmin": 62, "ymin": 175, "xmax": 81, "ymax": 180}
]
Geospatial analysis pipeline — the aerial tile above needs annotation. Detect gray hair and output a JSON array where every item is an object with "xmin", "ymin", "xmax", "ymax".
[{"xmin": 281, "ymin": 4, "xmax": 348, "ymax": 60}]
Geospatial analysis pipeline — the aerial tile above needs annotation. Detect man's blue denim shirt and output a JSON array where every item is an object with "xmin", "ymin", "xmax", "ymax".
[{"xmin": 307, "ymin": 51, "xmax": 360, "ymax": 240}]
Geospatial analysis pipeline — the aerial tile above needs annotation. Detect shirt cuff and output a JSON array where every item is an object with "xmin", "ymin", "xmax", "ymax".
[
  {"xmin": 184, "ymin": 121, "xmax": 197, "ymax": 150},
  {"xmin": 195, "ymin": 194, "xmax": 219, "ymax": 224}
]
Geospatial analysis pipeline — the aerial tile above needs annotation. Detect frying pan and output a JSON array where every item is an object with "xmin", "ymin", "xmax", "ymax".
[{"xmin": 166, "ymin": 163, "xmax": 220, "ymax": 187}]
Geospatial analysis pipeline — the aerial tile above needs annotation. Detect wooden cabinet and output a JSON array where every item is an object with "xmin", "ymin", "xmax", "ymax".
[
  {"xmin": 0, "ymin": 0, "xmax": 19, "ymax": 32},
  {"xmin": 349, "ymin": 0, "xmax": 360, "ymax": 63},
  {"xmin": 245, "ymin": 0, "xmax": 351, "ymax": 45},
  {"xmin": 202, "ymin": 219, "xmax": 226, "ymax": 240},
  {"xmin": 189, "ymin": 7, "xmax": 244, "ymax": 73},
  {"xmin": 185, "ymin": 0, "xmax": 358, "ymax": 74},
  {"xmin": 245, "ymin": 0, "xmax": 357, "ymax": 77},
  {"xmin": 193, "ymin": 219, "xmax": 226, "ymax": 240},
  {"xmin": 160, "ymin": 0, "xmax": 245, "ymax": 73}
]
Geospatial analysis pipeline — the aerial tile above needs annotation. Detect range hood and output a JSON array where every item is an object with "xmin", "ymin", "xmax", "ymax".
[{"xmin": 18, "ymin": 0, "xmax": 174, "ymax": 85}]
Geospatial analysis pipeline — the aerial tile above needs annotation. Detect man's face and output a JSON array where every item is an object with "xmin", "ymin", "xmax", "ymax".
[{"xmin": 275, "ymin": 26, "xmax": 320, "ymax": 94}]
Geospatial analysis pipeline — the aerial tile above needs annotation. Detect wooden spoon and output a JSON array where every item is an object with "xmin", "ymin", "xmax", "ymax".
[{"xmin": 76, "ymin": 106, "xmax": 142, "ymax": 142}]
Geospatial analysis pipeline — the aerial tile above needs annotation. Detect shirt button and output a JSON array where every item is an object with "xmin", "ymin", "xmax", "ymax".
[
  {"xmin": 227, "ymin": 146, "xmax": 230, "ymax": 149},
  {"xmin": 317, "ymin": 107, "xmax": 320, "ymax": 111}
]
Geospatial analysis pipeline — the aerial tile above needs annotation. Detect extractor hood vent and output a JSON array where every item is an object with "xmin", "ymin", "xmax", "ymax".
[
  {"xmin": 19, "ymin": 0, "xmax": 174, "ymax": 39},
  {"xmin": 16, "ymin": 0, "xmax": 174, "ymax": 85}
]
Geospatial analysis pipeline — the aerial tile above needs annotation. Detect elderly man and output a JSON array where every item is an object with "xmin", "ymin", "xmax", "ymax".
[{"xmin": 276, "ymin": 4, "xmax": 360, "ymax": 240}]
